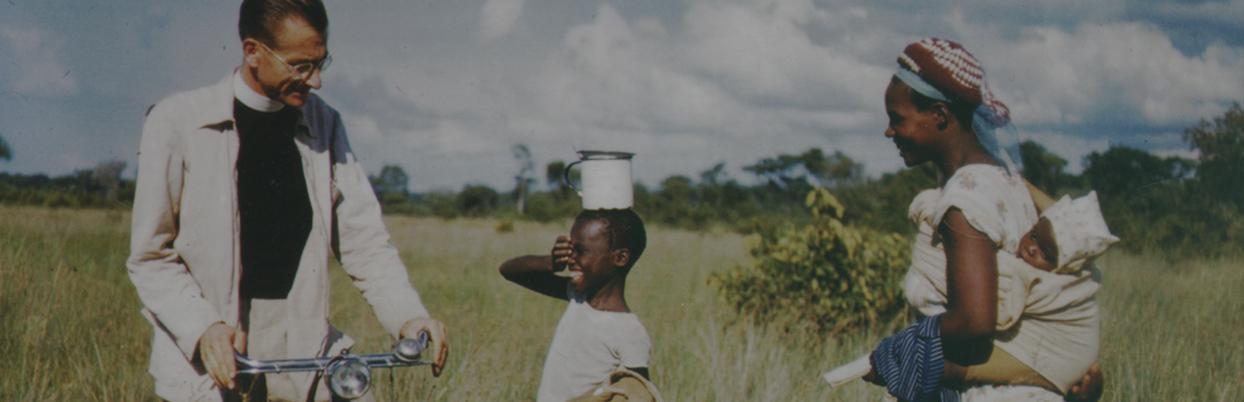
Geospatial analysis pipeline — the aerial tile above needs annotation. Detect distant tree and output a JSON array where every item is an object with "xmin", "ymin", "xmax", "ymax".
[
  {"xmin": 743, "ymin": 152, "xmax": 805, "ymax": 189},
  {"xmin": 375, "ymin": 165, "xmax": 410, "ymax": 195},
  {"xmin": 659, "ymin": 175, "xmax": 695, "ymax": 203},
  {"xmin": 838, "ymin": 163, "xmax": 938, "ymax": 234},
  {"xmin": 802, "ymin": 149, "xmax": 864, "ymax": 188},
  {"xmin": 512, "ymin": 144, "xmax": 534, "ymax": 214},
  {"xmin": 697, "ymin": 162, "xmax": 730, "ymax": 209},
  {"xmin": 1185, "ymin": 102, "xmax": 1244, "ymax": 207},
  {"xmin": 1081, "ymin": 146, "xmax": 1189, "ymax": 199},
  {"xmin": 1018, "ymin": 140, "xmax": 1070, "ymax": 194},
  {"xmin": 91, "ymin": 160, "xmax": 126, "ymax": 203},
  {"xmin": 545, "ymin": 160, "xmax": 567, "ymax": 191},
  {"xmin": 1078, "ymin": 144, "xmax": 1227, "ymax": 258},
  {"xmin": 457, "ymin": 184, "xmax": 499, "ymax": 217},
  {"xmin": 656, "ymin": 175, "xmax": 709, "ymax": 228},
  {"xmin": 0, "ymin": 135, "xmax": 11, "ymax": 161},
  {"xmin": 744, "ymin": 148, "xmax": 862, "ymax": 189},
  {"xmin": 369, "ymin": 164, "xmax": 412, "ymax": 208},
  {"xmin": 699, "ymin": 162, "xmax": 727, "ymax": 186}
]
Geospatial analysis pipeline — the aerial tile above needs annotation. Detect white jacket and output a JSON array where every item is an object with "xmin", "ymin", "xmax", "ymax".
[{"xmin": 127, "ymin": 73, "xmax": 429, "ymax": 401}]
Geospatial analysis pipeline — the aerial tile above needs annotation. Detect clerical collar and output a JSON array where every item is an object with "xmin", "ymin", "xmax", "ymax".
[{"xmin": 233, "ymin": 71, "xmax": 285, "ymax": 112}]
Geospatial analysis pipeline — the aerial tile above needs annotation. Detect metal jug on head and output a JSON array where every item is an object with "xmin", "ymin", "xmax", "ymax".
[{"xmin": 563, "ymin": 150, "xmax": 634, "ymax": 210}]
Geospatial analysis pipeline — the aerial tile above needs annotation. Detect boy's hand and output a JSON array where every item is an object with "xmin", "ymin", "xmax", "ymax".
[{"xmin": 551, "ymin": 235, "xmax": 574, "ymax": 273}]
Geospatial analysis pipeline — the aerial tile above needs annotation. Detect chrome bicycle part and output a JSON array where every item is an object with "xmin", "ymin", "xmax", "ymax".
[{"xmin": 235, "ymin": 332, "xmax": 431, "ymax": 400}]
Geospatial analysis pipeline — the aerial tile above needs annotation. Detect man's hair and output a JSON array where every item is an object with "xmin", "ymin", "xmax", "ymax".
[
  {"xmin": 575, "ymin": 209, "xmax": 647, "ymax": 269},
  {"xmin": 238, "ymin": 0, "xmax": 329, "ymax": 46}
]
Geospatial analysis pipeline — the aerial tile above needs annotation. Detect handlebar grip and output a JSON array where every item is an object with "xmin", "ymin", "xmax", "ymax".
[{"xmin": 395, "ymin": 331, "xmax": 431, "ymax": 362}]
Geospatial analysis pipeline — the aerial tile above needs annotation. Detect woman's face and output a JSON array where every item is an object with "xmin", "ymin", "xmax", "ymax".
[{"xmin": 883, "ymin": 79, "xmax": 942, "ymax": 167}]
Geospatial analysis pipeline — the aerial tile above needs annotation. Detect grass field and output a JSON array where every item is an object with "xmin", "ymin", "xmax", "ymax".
[{"xmin": 1, "ymin": 205, "xmax": 1241, "ymax": 401}]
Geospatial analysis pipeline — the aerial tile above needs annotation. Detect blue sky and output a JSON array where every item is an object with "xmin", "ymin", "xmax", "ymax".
[{"xmin": 2, "ymin": 0, "xmax": 1241, "ymax": 191}]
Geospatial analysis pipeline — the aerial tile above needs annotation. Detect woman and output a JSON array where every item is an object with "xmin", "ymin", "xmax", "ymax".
[{"xmin": 864, "ymin": 38, "xmax": 1102, "ymax": 401}]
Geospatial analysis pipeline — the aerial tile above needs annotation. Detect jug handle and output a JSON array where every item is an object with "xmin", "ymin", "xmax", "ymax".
[{"xmin": 562, "ymin": 160, "xmax": 583, "ymax": 195}]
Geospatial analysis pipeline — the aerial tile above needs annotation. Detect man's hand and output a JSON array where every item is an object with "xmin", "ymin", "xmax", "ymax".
[
  {"xmin": 198, "ymin": 322, "xmax": 245, "ymax": 390},
  {"xmin": 400, "ymin": 317, "xmax": 450, "ymax": 377},
  {"xmin": 1065, "ymin": 362, "xmax": 1103, "ymax": 402},
  {"xmin": 551, "ymin": 235, "xmax": 574, "ymax": 273}
]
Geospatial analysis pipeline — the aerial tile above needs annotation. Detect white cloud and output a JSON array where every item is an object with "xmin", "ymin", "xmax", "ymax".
[
  {"xmin": 0, "ymin": 25, "xmax": 78, "ymax": 98},
  {"xmin": 977, "ymin": 22, "xmax": 1244, "ymax": 127},
  {"xmin": 1143, "ymin": 0, "xmax": 1244, "ymax": 28},
  {"xmin": 531, "ymin": 2, "xmax": 890, "ymax": 145},
  {"xmin": 340, "ymin": 0, "xmax": 1244, "ymax": 189},
  {"xmin": 9, "ymin": 1, "xmax": 1242, "ymax": 190},
  {"xmin": 344, "ymin": 115, "xmax": 384, "ymax": 144},
  {"xmin": 678, "ymin": 1, "xmax": 887, "ymax": 112},
  {"xmin": 279, "ymin": 2, "xmax": 1244, "ymax": 190},
  {"xmin": 480, "ymin": 0, "xmax": 524, "ymax": 41},
  {"xmin": 508, "ymin": 0, "xmax": 917, "ymax": 185},
  {"xmin": 1151, "ymin": 147, "xmax": 1199, "ymax": 161}
]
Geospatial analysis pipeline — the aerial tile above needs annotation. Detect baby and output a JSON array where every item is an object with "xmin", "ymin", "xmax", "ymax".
[{"xmin": 1016, "ymin": 191, "xmax": 1120, "ymax": 274}]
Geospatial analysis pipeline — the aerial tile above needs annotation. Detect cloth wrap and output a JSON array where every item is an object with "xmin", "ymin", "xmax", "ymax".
[{"xmin": 870, "ymin": 314, "xmax": 960, "ymax": 402}]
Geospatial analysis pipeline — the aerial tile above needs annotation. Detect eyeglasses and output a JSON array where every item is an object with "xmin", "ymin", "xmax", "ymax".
[{"xmin": 256, "ymin": 42, "xmax": 332, "ymax": 79}]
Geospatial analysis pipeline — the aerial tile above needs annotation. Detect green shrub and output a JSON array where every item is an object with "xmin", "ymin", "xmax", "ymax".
[
  {"xmin": 712, "ymin": 187, "xmax": 911, "ymax": 333},
  {"xmin": 495, "ymin": 220, "xmax": 515, "ymax": 233}
]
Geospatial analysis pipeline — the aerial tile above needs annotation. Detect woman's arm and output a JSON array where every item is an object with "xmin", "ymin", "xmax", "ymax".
[{"xmin": 938, "ymin": 208, "xmax": 999, "ymax": 365}]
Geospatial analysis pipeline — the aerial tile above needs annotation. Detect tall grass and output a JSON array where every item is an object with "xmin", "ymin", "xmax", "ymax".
[
  {"xmin": 1095, "ymin": 254, "xmax": 1244, "ymax": 401},
  {"xmin": 0, "ymin": 207, "xmax": 150, "ymax": 401},
  {"xmin": 0, "ymin": 205, "xmax": 1240, "ymax": 400}
]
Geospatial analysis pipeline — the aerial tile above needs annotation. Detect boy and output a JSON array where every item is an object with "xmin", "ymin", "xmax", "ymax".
[{"xmin": 499, "ymin": 209, "xmax": 657, "ymax": 402}]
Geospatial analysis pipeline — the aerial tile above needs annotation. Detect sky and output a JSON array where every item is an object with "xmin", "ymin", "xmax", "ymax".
[{"xmin": 1, "ymin": 0, "xmax": 1242, "ymax": 191}]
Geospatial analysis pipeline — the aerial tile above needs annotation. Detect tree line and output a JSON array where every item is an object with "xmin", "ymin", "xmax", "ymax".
[{"xmin": 1, "ymin": 103, "xmax": 1241, "ymax": 258}]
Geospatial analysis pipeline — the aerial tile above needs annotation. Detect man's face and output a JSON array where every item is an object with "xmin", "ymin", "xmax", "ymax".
[
  {"xmin": 567, "ymin": 219, "xmax": 624, "ymax": 294},
  {"xmin": 246, "ymin": 17, "xmax": 327, "ymax": 107},
  {"xmin": 1018, "ymin": 217, "xmax": 1059, "ymax": 271},
  {"xmin": 883, "ymin": 79, "xmax": 942, "ymax": 167}
]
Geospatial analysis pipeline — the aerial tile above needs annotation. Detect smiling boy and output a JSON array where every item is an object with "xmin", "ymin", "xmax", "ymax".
[{"xmin": 499, "ymin": 209, "xmax": 654, "ymax": 402}]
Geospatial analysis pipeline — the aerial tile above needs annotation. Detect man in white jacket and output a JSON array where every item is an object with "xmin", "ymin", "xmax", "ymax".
[{"xmin": 127, "ymin": 1, "xmax": 448, "ymax": 400}]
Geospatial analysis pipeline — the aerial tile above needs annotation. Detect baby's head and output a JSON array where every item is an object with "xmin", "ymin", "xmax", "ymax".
[
  {"xmin": 1017, "ymin": 191, "xmax": 1119, "ymax": 273},
  {"xmin": 567, "ymin": 209, "xmax": 647, "ymax": 293}
]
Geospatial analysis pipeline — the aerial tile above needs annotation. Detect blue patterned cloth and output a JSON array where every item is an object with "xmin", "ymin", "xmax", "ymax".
[{"xmin": 871, "ymin": 314, "xmax": 960, "ymax": 402}]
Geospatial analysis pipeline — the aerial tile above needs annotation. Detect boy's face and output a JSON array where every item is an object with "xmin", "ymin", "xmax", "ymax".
[
  {"xmin": 568, "ymin": 218, "xmax": 627, "ymax": 294},
  {"xmin": 1018, "ymin": 217, "xmax": 1059, "ymax": 271}
]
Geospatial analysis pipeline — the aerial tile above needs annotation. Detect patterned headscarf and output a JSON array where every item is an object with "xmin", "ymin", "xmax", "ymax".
[{"xmin": 894, "ymin": 38, "xmax": 1017, "ymax": 172}]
